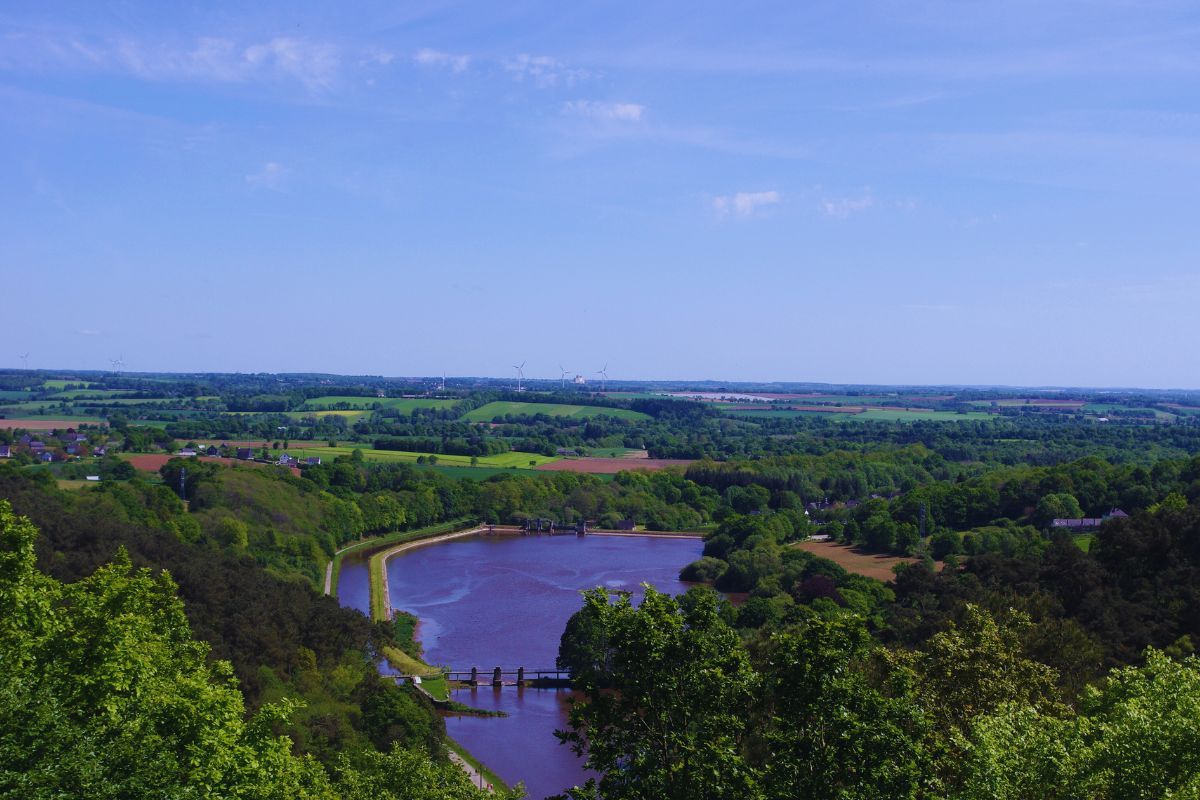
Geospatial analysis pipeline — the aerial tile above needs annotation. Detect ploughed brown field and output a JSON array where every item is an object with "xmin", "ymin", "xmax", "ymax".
[
  {"xmin": 124, "ymin": 453, "xmax": 301, "ymax": 477},
  {"xmin": 534, "ymin": 457, "xmax": 695, "ymax": 474},
  {"xmin": 0, "ymin": 419, "xmax": 105, "ymax": 431},
  {"xmin": 793, "ymin": 540, "xmax": 921, "ymax": 582}
]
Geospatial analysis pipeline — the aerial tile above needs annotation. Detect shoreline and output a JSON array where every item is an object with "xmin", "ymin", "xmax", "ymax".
[{"xmin": 376, "ymin": 527, "xmax": 486, "ymax": 621}]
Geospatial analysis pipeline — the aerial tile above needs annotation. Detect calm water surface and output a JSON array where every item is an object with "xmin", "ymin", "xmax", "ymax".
[{"xmin": 340, "ymin": 533, "xmax": 701, "ymax": 799}]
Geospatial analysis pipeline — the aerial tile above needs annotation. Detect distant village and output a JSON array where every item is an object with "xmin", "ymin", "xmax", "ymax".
[{"xmin": 0, "ymin": 427, "xmax": 320, "ymax": 470}]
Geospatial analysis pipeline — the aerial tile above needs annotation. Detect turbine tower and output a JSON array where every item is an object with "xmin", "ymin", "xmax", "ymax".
[
  {"xmin": 512, "ymin": 360, "xmax": 526, "ymax": 393},
  {"xmin": 596, "ymin": 363, "xmax": 609, "ymax": 392}
]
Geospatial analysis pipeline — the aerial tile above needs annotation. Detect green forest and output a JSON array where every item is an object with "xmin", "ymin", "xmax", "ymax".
[{"xmin": 3, "ymin": 371, "xmax": 1200, "ymax": 797}]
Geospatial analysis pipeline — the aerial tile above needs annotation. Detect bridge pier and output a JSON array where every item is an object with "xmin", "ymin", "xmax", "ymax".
[
  {"xmin": 470, "ymin": 666, "xmax": 478, "ymax": 686},
  {"xmin": 493, "ymin": 666, "xmax": 502, "ymax": 686}
]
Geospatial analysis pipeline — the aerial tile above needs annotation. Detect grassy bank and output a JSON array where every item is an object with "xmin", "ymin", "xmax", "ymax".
[
  {"xmin": 446, "ymin": 738, "xmax": 511, "ymax": 793},
  {"xmin": 366, "ymin": 520, "xmax": 474, "ymax": 621},
  {"xmin": 327, "ymin": 517, "xmax": 473, "ymax": 596}
]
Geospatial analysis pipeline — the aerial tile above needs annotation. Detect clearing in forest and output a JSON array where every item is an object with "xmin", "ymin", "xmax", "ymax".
[{"xmin": 793, "ymin": 540, "xmax": 920, "ymax": 582}]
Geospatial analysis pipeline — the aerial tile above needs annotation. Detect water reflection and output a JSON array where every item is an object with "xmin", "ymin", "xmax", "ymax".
[{"xmin": 364, "ymin": 533, "xmax": 701, "ymax": 799}]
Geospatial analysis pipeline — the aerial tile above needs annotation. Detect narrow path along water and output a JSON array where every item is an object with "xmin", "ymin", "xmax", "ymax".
[{"xmin": 343, "ymin": 532, "xmax": 702, "ymax": 800}]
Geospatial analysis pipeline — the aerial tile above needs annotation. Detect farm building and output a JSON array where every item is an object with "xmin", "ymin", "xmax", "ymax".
[
  {"xmin": 1051, "ymin": 508, "xmax": 1130, "ymax": 531},
  {"xmin": 305, "ymin": 456, "xmax": 322, "ymax": 466},
  {"xmin": 236, "ymin": 448, "xmax": 254, "ymax": 460},
  {"xmin": 0, "ymin": 445, "xmax": 10, "ymax": 458}
]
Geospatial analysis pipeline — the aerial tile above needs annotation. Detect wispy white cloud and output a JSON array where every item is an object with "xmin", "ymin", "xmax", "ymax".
[
  {"xmin": 1, "ymin": 33, "xmax": 342, "ymax": 91},
  {"xmin": 822, "ymin": 193, "xmax": 874, "ymax": 218},
  {"xmin": 563, "ymin": 100, "xmax": 644, "ymax": 122},
  {"xmin": 413, "ymin": 48, "xmax": 470, "ymax": 73},
  {"xmin": 360, "ymin": 47, "xmax": 396, "ymax": 67},
  {"xmin": 713, "ymin": 191, "xmax": 781, "ymax": 218},
  {"xmin": 75, "ymin": 328, "xmax": 102, "ymax": 337},
  {"xmin": 504, "ymin": 53, "xmax": 590, "ymax": 87},
  {"xmin": 245, "ymin": 162, "xmax": 286, "ymax": 189}
]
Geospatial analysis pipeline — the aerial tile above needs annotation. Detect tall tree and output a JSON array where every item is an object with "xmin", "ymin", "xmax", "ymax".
[{"xmin": 556, "ymin": 586, "xmax": 761, "ymax": 800}]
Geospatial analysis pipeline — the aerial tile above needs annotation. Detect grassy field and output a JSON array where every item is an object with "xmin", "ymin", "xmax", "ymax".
[
  {"xmin": 463, "ymin": 400, "xmax": 650, "ymax": 422},
  {"xmin": 285, "ymin": 410, "xmax": 370, "ymax": 422},
  {"xmin": 301, "ymin": 396, "xmax": 460, "ymax": 412},
  {"xmin": 1073, "ymin": 533, "xmax": 1095, "ymax": 553},
  {"xmin": 0, "ymin": 390, "xmax": 34, "ymax": 400},
  {"xmin": 289, "ymin": 446, "xmax": 558, "ymax": 469},
  {"xmin": 48, "ymin": 389, "xmax": 126, "ymax": 399},
  {"xmin": 42, "ymin": 380, "xmax": 95, "ymax": 389}
]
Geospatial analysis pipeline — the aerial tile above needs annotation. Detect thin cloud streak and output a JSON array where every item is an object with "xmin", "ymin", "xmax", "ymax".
[
  {"xmin": 713, "ymin": 190, "xmax": 781, "ymax": 218},
  {"xmin": 563, "ymin": 100, "xmax": 644, "ymax": 122}
]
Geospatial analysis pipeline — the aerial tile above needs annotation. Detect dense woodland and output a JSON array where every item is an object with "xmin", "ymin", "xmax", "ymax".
[{"xmin": 4, "ymin": 372, "xmax": 1200, "ymax": 797}]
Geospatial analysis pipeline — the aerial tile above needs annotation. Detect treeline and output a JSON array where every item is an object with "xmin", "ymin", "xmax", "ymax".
[
  {"xmin": 555, "ymin": 585, "xmax": 1200, "ymax": 799},
  {"xmin": 374, "ymin": 435, "xmax": 511, "ymax": 458},
  {"xmin": 0, "ymin": 468, "xmax": 454, "ymax": 777},
  {"xmin": 832, "ymin": 453, "xmax": 1200, "ymax": 556}
]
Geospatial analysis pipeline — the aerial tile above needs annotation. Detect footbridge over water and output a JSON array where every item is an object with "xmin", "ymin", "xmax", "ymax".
[{"xmin": 445, "ymin": 667, "xmax": 573, "ymax": 688}]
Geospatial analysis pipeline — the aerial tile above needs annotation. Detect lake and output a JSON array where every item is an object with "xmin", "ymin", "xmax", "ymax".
[{"xmin": 338, "ymin": 532, "xmax": 702, "ymax": 799}]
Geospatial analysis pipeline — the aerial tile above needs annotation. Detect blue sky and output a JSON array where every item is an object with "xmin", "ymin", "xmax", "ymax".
[{"xmin": 3, "ymin": 2, "xmax": 1198, "ymax": 387}]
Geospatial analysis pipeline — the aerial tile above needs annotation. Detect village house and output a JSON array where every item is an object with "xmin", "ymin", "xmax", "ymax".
[
  {"xmin": 0, "ymin": 445, "xmax": 11, "ymax": 458},
  {"xmin": 236, "ymin": 448, "xmax": 254, "ymax": 460},
  {"xmin": 305, "ymin": 456, "xmax": 322, "ymax": 466},
  {"xmin": 1051, "ymin": 508, "xmax": 1130, "ymax": 531}
]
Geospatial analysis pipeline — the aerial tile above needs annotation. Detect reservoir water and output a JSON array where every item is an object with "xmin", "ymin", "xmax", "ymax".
[{"xmin": 337, "ymin": 533, "xmax": 702, "ymax": 799}]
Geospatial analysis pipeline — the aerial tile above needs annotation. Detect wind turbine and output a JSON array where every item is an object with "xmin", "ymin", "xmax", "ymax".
[
  {"xmin": 19, "ymin": 352, "xmax": 29, "ymax": 371},
  {"xmin": 595, "ymin": 363, "xmax": 609, "ymax": 392},
  {"xmin": 512, "ymin": 360, "xmax": 526, "ymax": 392},
  {"xmin": 559, "ymin": 364, "xmax": 571, "ymax": 389}
]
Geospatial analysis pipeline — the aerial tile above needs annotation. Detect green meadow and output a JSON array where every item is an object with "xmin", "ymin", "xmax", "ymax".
[
  {"xmin": 287, "ymin": 446, "xmax": 558, "ymax": 469},
  {"xmin": 463, "ymin": 401, "xmax": 650, "ymax": 422},
  {"xmin": 41, "ymin": 379, "xmax": 96, "ymax": 389}
]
